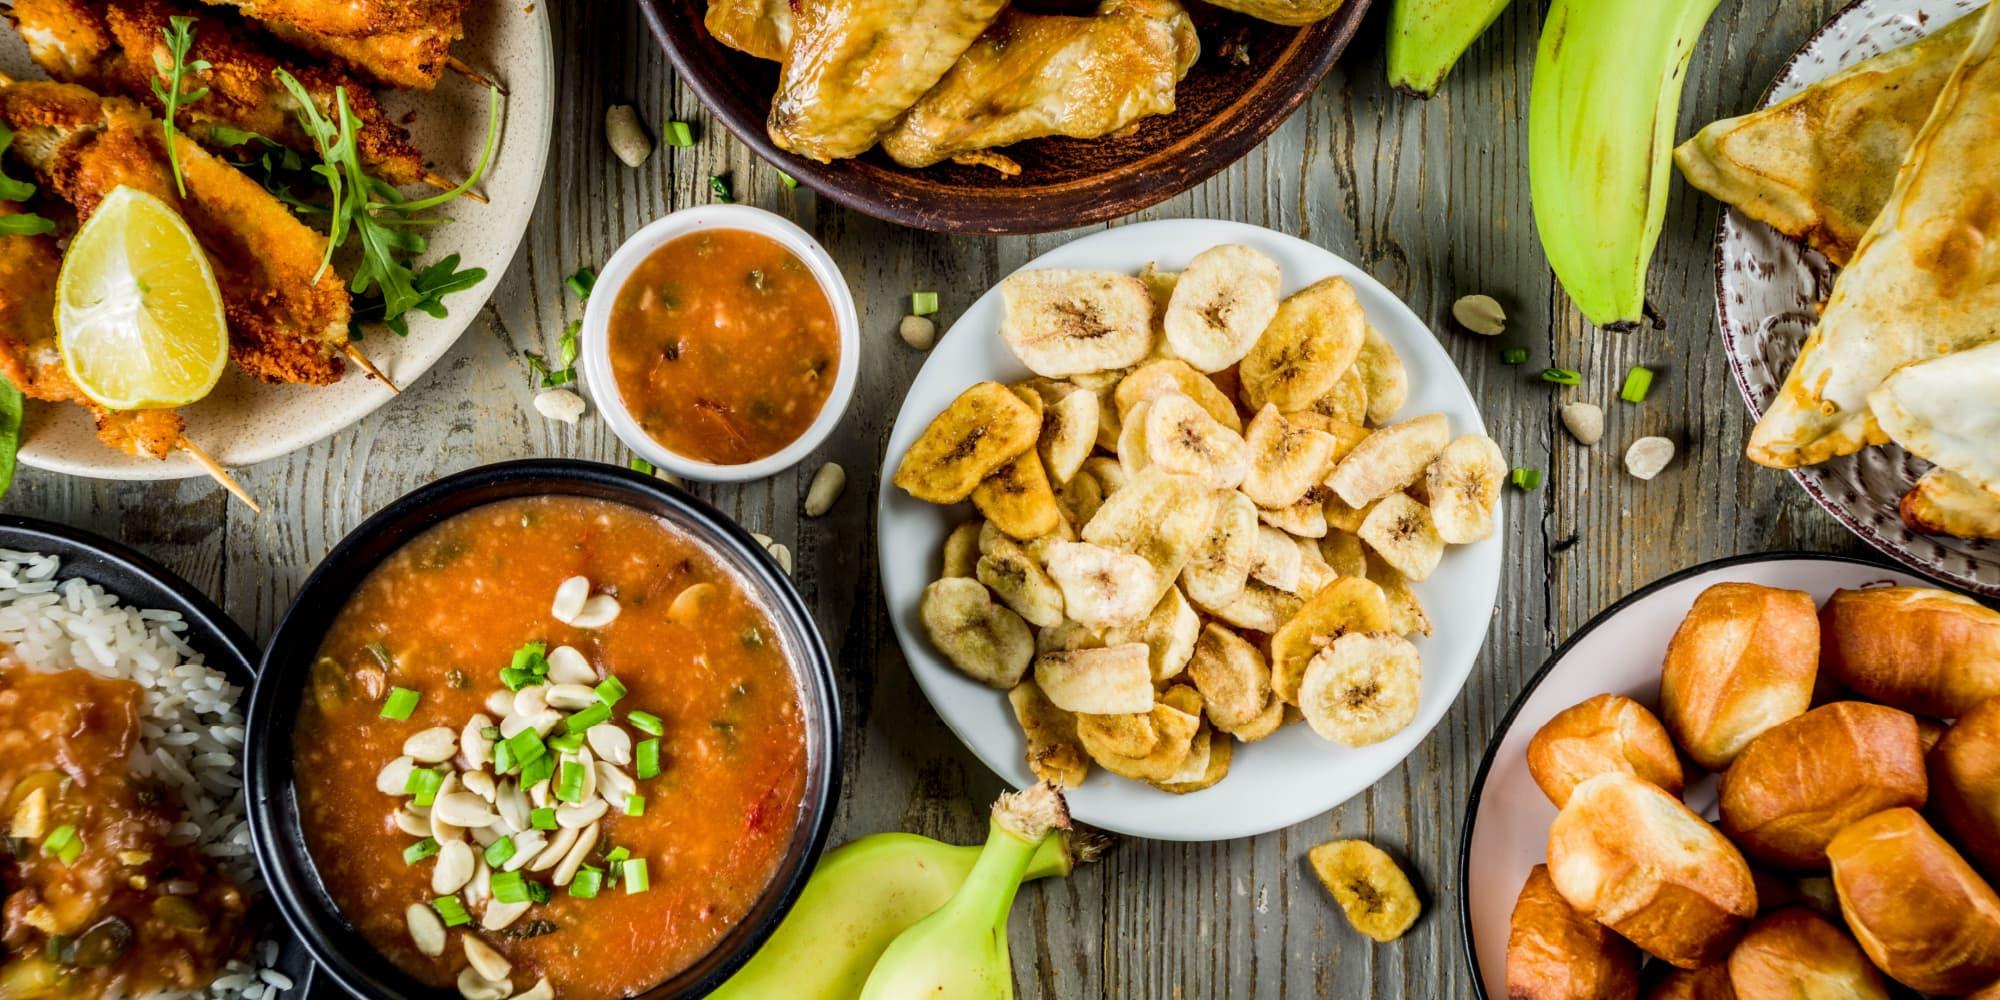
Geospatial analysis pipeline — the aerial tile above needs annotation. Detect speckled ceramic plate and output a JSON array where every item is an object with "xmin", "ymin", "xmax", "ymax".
[
  {"xmin": 0, "ymin": 0, "xmax": 553, "ymax": 480},
  {"xmin": 1715, "ymin": 0, "xmax": 1995, "ymax": 594},
  {"xmin": 877, "ymin": 219, "xmax": 1503, "ymax": 842}
]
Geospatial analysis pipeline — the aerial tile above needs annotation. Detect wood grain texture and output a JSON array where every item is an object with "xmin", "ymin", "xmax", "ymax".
[{"xmin": 2, "ymin": 0, "xmax": 1870, "ymax": 995}]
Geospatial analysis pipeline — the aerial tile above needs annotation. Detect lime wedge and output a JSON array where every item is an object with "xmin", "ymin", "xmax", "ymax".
[{"xmin": 57, "ymin": 186, "xmax": 227, "ymax": 410}]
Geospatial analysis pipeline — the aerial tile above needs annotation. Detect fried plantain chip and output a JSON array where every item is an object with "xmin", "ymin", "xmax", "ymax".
[
  {"xmin": 975, "ymin": 535, "xmax": 1066, "ymax": 628},
  {"xmin": 1187, "ymin": 623, "xmax": 1274, "ymax": 733},
  {"xmin": 1104, "ymin": 586, "xmax": 1201, "ymax": 682},
  {"xmin": 1357, "ymin": 493, "xmax": 1445, "ymax": 582},
  {"xmin": 920, "ymin": 577, "xmax": 1035, "ymax": 689},
  {"xmin": 1270, "ymin": 577, "xmax": 1395, "ymax": 705},
  {"xmin": 1365, "ymin": 552, "xmax": 1433, "ymax": 637},
  {"xmin": 1354, "ymin": 326, "xmax": 1409, "ymax": 426},
  {"xmin": 1196, "ymin": 580, "xmax": 1304, "ymax": 635},
  {"xmin": 1326, "ymin": 413, "xmax": 1450, "ymax": 509},
  {"xmin": 1241, "ymin": 405, "xmax": 1342, "ymax": 510},
  {"xmin": 1298, "ymin": 633, "xmax": 1421, "ymax": 747},
  {"xmin": 1044, "ymin": 541, "xmax": 1160, "ymax": 630},
  {"xmin": 941, "ymin": 520, "xmax": 984, "ymax": 578},
  {"xmin": 999, "ymin": 269, "xmax": 1157, "ymax": 377},
  {"xmin": 1114, "ymin": 358, "xmax": 1245, "ymax": 434},
  {"xmin": 1008, "ymin": 679, "xmax": 1091, "ymax": 788},
  {"xmin": 1034, "ymin": 642, "xmax": 1155, "ymax": 715},
  {"xmin": 1180, "ymin": 490, "xmax": 1258, "ymax": 609},
  {"xmin": 1162, "ymin": 244, "xmax": 1282, "ymax": 372},
  {"xmin": 1259, "ymin": 485, "xmax": 1332, "ymax": 539},
  {"xmin": 894, "ymin": 381, "xmax": 1042, "ymax": 503},
  {"xmin": 1153, "ymin": 726, "xmax": 1232, "ymax": 794},
  {"xmin": 1145, "ymin": 393, "xmax": 1251, "ymax": 490},
  {"xmin": 1039, "ymin": 387, "xmax": 1100, "ymax": 485},
  {"xmin": 1308, "ymin": 839, "xmax": 1422, "ymax": 942},
  {"xmin": 1239, "ymin": 276, "xmax": 1367, "ymax": 412},
  {"xmin": 972, "ymin": 449, "xmax": 1063, "ymax": 540}
]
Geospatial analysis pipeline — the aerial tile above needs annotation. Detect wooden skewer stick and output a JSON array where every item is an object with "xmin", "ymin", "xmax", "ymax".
[
  {"xmin": 445, "ymin": 56, "xmax": 506, "ymax": 95},
  {"xmin": 178, "ymin": 437, "xmax": 260, "ymax": 513},
  {"xmin": 422, "ymin": 171, "xmax": 488, "ymax": 204},
  {"xmin": 343, "ymin": 344, "xmax": 400, "ymax": 394}
]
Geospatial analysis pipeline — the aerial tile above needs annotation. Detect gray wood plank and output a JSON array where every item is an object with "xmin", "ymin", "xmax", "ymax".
[{"xmin": 1, "ymin": 0, "xmax": 1886, "ymax": 995}]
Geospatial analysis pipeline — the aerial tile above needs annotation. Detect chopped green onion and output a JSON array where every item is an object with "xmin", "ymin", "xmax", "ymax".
[
  {"xmin": 1510, "ymin": 468, "xmax": 1543, "ymax": 491},
  {"xmin": 483, "ymin": 836, "xmax": 517, "ymax": 868},
  {"xmin": 911, "ymin": 291, "xmax": 939, "ymax": 316},
  {"xmin": 403, "ymin": 838, "xmax": 440, "ymax": 864},
  {"xmin": 527, "ymin": 880, "xmax": 552, "ymax": 904},
  {"xmin": 565, "ymin": 702, "xmax": 613, "ymax": 734},
  {"xmin": 621, "ymin": 858, "xmax": 650, "ymax": 894},
  {"xmin": 432, "ymin": 896, "xmax": 471, "ymax": 927},
  {"xmin": 628, "ymin": 457, "xmax": 654, "ymax": 475},
  {"xmin": 482, "ymin": 726, "xmax": 502, "ymax": 740},
  {"xmin": 380, "ymin": 687, "xmax": 420, "ymax": 721},
  {"xmin": 499, "ymin": 667, "xmax": 536, "ymax": 692},
  {"xmin": 595, "ymin": 676, "xmax": 627, "ymax": 706},
  {"xmin": 530, "ymin": 807, "xmax": 558, "ymax": 831},
  {"xmin": 549, "ymin": 731, "xmax": 586, "ymax": 753},
  {"xmin": 556, "ymin": 761, "xmax": 586, "ymax": 803},
  {"xmin": 1620, "ymin": 365, "xmax": 1654, "ymax": 403},
  {"xmin": 1539, "ymin": 368, "xmax": 1582, "ymax": 386},
  {"xmin": 41, "ymin": 825, "xmax": 80, "ymax": 866},
  {"xmin": 405, "ymin": 768, "xmax": 446, "ymax": 807},
  {"xmin": 636, "ymin": 738, "xmax": 661, "ymax": 780},
  {"xmin": 493, "ymin": 740, "xmax": 516, "ymax": 775},
  {"xmin": 519, "ymin": 752, "xmax": 555, "ymax": 789},
  {"xmin": 565, "ymin": 268, "xmax": 596, "ymax": 301},
  {"xmin": 776, "ymin": 169, "xmax": 797, "ymax": 190},
  {"xmin": 1501, "ymin": 347, "xmax": 1528, "ymax": 366},
  {"xmin": 628, "ymin": 711, "xmax": 664, "ymax": 736},
  {"xmin": 605, "ymin": 846, "xmax": 630, "ymax": 866},
  {"xmin": 511, "ymin": 642, "xmax": 549, "ymax": 676},
  {"xmin": 624, "ymin": 795, "xmax": 645, "ymax": 817},
  {"xmin": 490, "ymin": 870, "xmax": 529, "ymax": 904},
  {"xmin": 664, "ymin": 120, "xmax": 694, "ymax": 147},
  {"xmin": 570, "ymin": 865, "xmax": 603, "ymax": 899},
  {"xmin": 505, "ymin": 728, "xmax": 547, "ymax": 770},
  {"xmin": 708, "ymin": 174, "xmax": 732, "ymax": 203}
]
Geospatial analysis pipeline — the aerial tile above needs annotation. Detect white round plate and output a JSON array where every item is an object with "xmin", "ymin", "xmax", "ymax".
[
  {"xmin": 877, "ymin": 218, "xmax": 1504, "ymax": 842},
  {"xmin": 1, "ymin": 1, "xmax": 553, "ymax": 478},
  {"xmin": 1456, "ymin": 553, "xmax": 1929, "ymax": 997},
  {"xmin": 1715, "ymin": 0, "xmax": 1996, "ymax": 595}
]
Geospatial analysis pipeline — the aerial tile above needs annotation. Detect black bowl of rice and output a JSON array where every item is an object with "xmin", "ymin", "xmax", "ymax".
[{"xmin": 0, "ymin": 514, "xmax": 316, "ymax": 998}]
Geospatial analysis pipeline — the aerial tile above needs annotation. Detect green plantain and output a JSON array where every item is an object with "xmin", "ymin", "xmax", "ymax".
[
  {"xmin": 1386, "ymin": 0, "xmax": 1514, "ymax": 97},
  {"xmin": 709, "ymin": 800, "xmax": 1103, "ymax": 1000},
  {"xmin": 1528, "ymin": 0, "xmax": 1724, "ymax": 327}
]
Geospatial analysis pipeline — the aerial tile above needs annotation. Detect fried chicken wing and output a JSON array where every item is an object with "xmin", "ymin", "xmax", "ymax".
[
  {"xmin": 10, "ymin": 0, "xmax": 431, "ymax": 187},
  {"xmin": 0, "ymin": 81, "xmax": 348, "ymax": 385},
  {"xmin": 880, "ymin": 0, "xmax": 1199, "ymax": 170},
  {"xmin": 706, "ymin": 0, "xmax": 793, "ymax": 61},
  {"xmin": 0, "ymin": 204, "xmax": 183, "ymax": 459},
  {"xmin": 769, "ymin": 0, "xmax": 1008, "ymax": 162},
  {"xmin": 1199, "ymin": 0, "xmax": 1345, "ymax": 26},
  {"xmin": 197, "ymin": 0, "xmax": 469, "ymax": 91}
]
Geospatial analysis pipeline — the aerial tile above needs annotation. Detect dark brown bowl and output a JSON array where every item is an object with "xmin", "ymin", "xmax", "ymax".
[{"xmin": 639, "ymin": 0, "xmax": 1373, "ymax": 235}]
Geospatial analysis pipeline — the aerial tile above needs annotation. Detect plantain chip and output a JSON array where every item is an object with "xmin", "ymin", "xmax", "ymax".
[
  {"xmin": 1187, "ymin": 623, "xmax": 1273, "ymax": 733},
  {"xmin": 1308, "ymin": 839, "xmax": 1422, "ymax": 942},
  {"xmin": 1035, "ymin": 642, "xmax": 1155, "ymax": 715},
  {"xmin": 920, "ymin": 577, "xmax": 1034, "ymax": 689},
  {"xmin": 894, "ymin": 381, "xmax": 1041, "ymax": 503},
  {"xmin": 1103, "ymin": 586, "xmax": 1201, "ymax": 683},
  {"xmin": 971, "ymin": 449, "xmax": 1062, "ymax": 540},
  {"xmin": 1270, "ymin": 576, "xmax": 1394, "ymax": 705},
  {"xmin": 1114, "ymin": 359, "xmax": 1244, "ymax": 434},
  {"xmin": 941, "ymin": 520, "xmax": 984, "ymax": 578},
  {"xmin": 1238, "ymin": 276, "xmax": 1367, "ymax": 412},
  {"xmin": 1008, "ymin": 680, "xmax": 1091, "ymax": 788}
]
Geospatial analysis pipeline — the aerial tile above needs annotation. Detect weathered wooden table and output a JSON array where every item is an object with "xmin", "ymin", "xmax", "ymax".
[{"xmin": 6, "ymin": 0, "xmax": 1873, "ymax": 994}]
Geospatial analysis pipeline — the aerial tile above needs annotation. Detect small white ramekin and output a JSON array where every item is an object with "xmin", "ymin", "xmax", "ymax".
[{"xmin": 580, "ymin": 204, "xmax": 859, "ymax": 482}]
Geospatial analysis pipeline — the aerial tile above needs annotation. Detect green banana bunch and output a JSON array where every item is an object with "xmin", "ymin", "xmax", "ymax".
[
  {"xmin": 1386, "ymin": 0, "xmax": 1515, "ymax": 97},
  {"xmin": 1528, "ymin": 0, "xmax": 1724, "ymax": 327},
  {"xmin": 711, "ymin": 791, "xmax": 1101, "ymax": 1000},
  {"xmin": 857, "ymin": 783, "xmax": 1071, "ymax": 1000}
]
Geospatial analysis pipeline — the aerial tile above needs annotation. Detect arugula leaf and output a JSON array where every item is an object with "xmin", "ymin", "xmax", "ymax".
[
  {"xmin": 0, "ymin": 124, "xmax": 32, "ymax": 204},
  {"xmin": 273, "ymin": 71, "xmax": 501, "ymax": 335},
  {"xmin": 0, "ymin": 376, "xmax": 21, "ymax": 500},
  {"xmin": 0, "ymin": 215, "xmax": 54, "ymax": 237},
  {"xmin": 152, "ymin": 16, "xmax": 212, "ymax": 197},
  {"xmin": 0, "ymin": 124, "xmax": 55, "ymax": 235}
]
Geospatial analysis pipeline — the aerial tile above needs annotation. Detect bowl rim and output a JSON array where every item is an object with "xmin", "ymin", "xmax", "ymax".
[
  {"xmin": 1451, "ymin": 549, "xmax": 1907, "ymax": 999},
  {"xmin": 243, "ymin": 458, "xmax": 843, "ymax": 999},
  {"xmin": 578, "ymin": 204, "xmax": 861, "ymax": 482},
  {"xmin": 632, "ymin": 0, "xmax": 1375, "ymax": 236}
]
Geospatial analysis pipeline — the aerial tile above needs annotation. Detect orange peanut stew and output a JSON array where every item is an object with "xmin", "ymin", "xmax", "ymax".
[
  {"xmin": 295, "ymin": 496, "xmax": 809, "ymax": 999},
  {"xmin": 607, "ymin": 228, "xmax": 840, "ymax": 466},
  {"xmin": 0, "ymin": 662, "xmax": 252, "ymax": 996}
]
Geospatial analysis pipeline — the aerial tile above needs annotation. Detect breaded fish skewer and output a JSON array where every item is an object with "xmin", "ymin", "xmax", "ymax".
[
  {"xmin": 9, "ymin": 0, "xmax": 467, "ymax": 195},
  {"xmin": 0, "ymin": 203, "xmax": 259, "ymax": 508},
  {"xmin": 194, "ymin": 0, "xmax": 472, "ymax": 92},
  {"xmin": 0, "ymin": 79, "xmax": 360, "ymax": 386}
]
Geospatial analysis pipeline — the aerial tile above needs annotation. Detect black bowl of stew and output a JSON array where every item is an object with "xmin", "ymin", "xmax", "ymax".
[{"xmin": 245, "ymin": 460, "xmax": 842, "ymax": 999}]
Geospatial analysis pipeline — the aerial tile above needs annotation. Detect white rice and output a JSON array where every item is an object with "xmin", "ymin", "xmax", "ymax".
[{"xmin": 0, "ymin": 549, "xmax": 285, "ymax": 999}]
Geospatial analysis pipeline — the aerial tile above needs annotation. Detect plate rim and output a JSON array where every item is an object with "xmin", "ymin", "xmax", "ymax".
[
  {"xmin": 1708, "ymin": 0, "xmax": 1999, "ymax": 596},
  {"xmin": 1452, "ymin": 548, "xmax": 1915, "ymax": 999},
  {"xmin": 16, "ymin": 2, "xmax": 558, "ymax": 481},
  {"xmin": 633, "ymin": 0, "xmax": 1374, "ymax": 236},
  {"xmin": 875, "ymin": 216, "xmax": 1503, "ymax": 842}
]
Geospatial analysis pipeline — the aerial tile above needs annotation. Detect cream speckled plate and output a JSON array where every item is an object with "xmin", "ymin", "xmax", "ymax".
[
  {"xmin": 0, "ymin": 0, "xmax": 553, "ymax": 479},
  {"xmin": 1716, "ymin": 0, "xmax": 1996, "ymax": 595}
]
